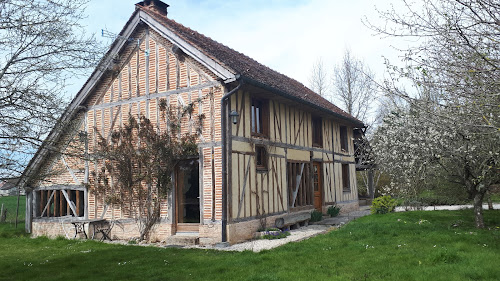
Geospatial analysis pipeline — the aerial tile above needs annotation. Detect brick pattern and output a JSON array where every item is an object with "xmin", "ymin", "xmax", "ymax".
[{"xmin": 34, "ymin": 25, "xmax": 224, "ymax": 242}]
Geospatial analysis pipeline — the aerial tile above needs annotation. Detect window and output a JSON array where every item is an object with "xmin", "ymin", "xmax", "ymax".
[
  {"xmin": 340, "ymin": 125, "xmax": 348, "ymax": 152},
  {"xmin": 342, "ymin": 164, "xmax": 350, "ymax": 192},
  {"xmin": 312, "ymin": 117, "xmax": 323, "ymax": 147},
  {"xmin": 287, "ymin": 162, "xmax": 313, "ymax": 208},
  {"xmin": 251, "ymin": 98, "xmax": 269, "ymax": 137},
  {"xmin": 255, "ymin": 145, "xmax": 268, "ymax": 171},
  {"xmin": 35, "ymin": 189, "xmax": 85, "ymax": 218}
]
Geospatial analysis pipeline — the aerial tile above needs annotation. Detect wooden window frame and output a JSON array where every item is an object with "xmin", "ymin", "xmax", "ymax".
[
  {"xmin": 255, "ymin": 145, "xmax": 268, "ymax": 171},
  {"xmin": 340, "ymin": 125, "xmax": 348, "ymax": 152},
  {"xmin": 35, "ymin": 189, "xmax": 85, "ymax": 218},
  {"xmin": 312, "ymin": 116, "xmax": 323, "ymax": 148},
  {"xmin": 251, "ymin": 98, "xmax": 269, "ymax": 138},
  {"xmin": 287, "ymin": 161, "xmax": 313, "ymax": 209},
  {"xmin": 342, "ymin": 164, "xmax": 351, "ymax": 192}
]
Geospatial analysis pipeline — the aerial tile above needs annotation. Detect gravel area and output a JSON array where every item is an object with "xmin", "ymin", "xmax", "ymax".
[{"xmin": 188, "ymin": 225, "xmax": 334, "ymax": 252}]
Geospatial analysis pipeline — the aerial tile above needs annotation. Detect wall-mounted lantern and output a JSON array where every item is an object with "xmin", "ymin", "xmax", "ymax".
[{"xmin": 229, "ymin": 110, "xmax": 239, "ymax": 125}]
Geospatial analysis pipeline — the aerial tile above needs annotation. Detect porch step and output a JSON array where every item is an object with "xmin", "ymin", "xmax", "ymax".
[{"xmin": 166, "ymin": 232, "xmax": 199, "ymax": 246}]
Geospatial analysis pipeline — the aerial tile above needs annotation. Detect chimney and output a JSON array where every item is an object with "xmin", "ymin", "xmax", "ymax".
[{"xmin": 136, "ymin": 0, "xmax": 169, "ymax": 17}]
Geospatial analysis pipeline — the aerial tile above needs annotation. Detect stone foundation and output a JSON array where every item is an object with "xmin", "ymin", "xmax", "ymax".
[{"xmin": 226, "ymin": 212, "xmax": 310, "ymax": 244}]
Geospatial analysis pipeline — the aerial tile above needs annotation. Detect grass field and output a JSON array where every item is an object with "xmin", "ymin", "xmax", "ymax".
[
  {"xmin": 0, "ymin": 199, "xmax": 499, "ymax": 280},
  {"xmin": 0, "ymin": 195, "xmax": 25, "ymax": 224}
]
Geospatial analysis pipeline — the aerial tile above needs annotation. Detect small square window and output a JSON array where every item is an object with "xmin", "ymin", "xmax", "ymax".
[{"xmin": 255, "ymin": 145, "xmax": 267, "ymax": 171}]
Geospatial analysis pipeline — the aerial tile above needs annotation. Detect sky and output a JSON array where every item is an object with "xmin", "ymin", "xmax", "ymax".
[{"xmin": 74, "ymin": 0, "xmax": 409, "ymax": 101}]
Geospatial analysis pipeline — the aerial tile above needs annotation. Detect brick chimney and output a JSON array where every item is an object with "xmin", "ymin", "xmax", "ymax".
[{"xmin": 136, "ymin": 0, "xmax": 169, "ymax": 17}]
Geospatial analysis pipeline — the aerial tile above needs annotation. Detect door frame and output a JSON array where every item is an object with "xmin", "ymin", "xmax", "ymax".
[
  {"xmin": 313, "ymin": 161, "xmax": 323, "ymax": 212},
  {"xmin": 174, "ymin": 158, "xmax": 200, "ymax": 233}
]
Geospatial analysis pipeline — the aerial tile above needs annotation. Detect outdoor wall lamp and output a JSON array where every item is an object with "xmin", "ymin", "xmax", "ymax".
[{"xmin": 229, "ymin": 110, "xmax": 239, "ymax": 125}]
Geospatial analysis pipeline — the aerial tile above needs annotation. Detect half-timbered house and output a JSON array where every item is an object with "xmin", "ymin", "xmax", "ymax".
[{"xmin": 21, "ymin": 0, "xmax": 364, "ymax": 244}]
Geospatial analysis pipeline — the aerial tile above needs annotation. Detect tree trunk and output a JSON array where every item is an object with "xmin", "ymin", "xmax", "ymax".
[
  {"xmin": 487, "ymin": 191, "xmax": 493, "ymax": 210},
  {"xmin": 473, "ymin": 191, "xmax": 485, "ymax": 228}
]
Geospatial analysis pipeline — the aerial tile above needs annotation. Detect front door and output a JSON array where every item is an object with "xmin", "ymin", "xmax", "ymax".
[
  {"xmin": 175, "ymin": 159, "xmax": 200, "ymax": 232},
  {"xmin": 313, "ymin": 162, "xmax": 322, "ymax": 212}
]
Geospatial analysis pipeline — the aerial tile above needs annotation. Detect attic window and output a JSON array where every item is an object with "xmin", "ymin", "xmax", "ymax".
[{"xmin": 251, "ymin": 98, "xmax": 269, "ymax": 138}]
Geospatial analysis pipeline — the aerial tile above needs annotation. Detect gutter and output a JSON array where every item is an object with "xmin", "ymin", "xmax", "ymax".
[{"xmin": 220, "ymin": 77, "xmax": 243, "ymax": 243}]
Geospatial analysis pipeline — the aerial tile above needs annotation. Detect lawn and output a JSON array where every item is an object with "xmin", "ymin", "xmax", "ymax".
[{"xmin": 0, "ymin": 200, "xmax": 499, "ymax": 280}]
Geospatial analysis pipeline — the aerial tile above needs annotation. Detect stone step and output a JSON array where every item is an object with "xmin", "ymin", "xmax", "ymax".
[{"xmin": 166, "ymin": 233, "xmax": 200, "ymax": 246}]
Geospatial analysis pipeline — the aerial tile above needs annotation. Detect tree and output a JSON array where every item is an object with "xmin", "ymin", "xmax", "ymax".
[
  {"xmin": 0, "ymin": 0, "xmax": 102, "ymax": 181},
  {"xmin": 308, "ymin": 57, "xmax": 330, "ymax": 98},
  {"xmin": 369, "ymin": 0, "xmax": 500, "ymax": 228},
  {"xmin": 90, "ymin": 99, "xmax": 203, "ymax": 241},
  {"xmin": 332, "ymin": 49, "xmax": 376, "ymax": 124}
]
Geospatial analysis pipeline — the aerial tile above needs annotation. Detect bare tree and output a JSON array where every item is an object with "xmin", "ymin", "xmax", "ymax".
[
  {"xmin": 0, "ymin": 0, "xmax": 103, "ymax": 180},
  {"xmin": 332, "ymin": 49, "xmax": 376, "ymax": 124},
  {"xmin": 308, "ymin": 57, "xmax": 330, "ymax": 98}
]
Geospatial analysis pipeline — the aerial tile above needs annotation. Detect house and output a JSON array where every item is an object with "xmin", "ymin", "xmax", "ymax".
[{"xmin": 20, "ymin": 0, "xmax": 363, "ymax": 244}]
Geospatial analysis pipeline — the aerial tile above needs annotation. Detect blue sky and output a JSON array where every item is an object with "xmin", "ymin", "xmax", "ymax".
[{"xmin": 72, "ymin": 0, "xmax": 407, "ymax": 99}]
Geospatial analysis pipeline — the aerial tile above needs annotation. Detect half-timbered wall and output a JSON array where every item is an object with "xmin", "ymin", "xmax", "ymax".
[
  {"xmin": 228, "ymin": 91, "xmax": 358, "ymax": 221},
  {"xmin": 34, "ymin": 26, "xmax": 224, "ymax": 224}
]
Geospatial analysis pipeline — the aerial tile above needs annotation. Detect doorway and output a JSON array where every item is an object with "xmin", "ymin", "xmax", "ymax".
[
  {"xmin": 313, "ymin": 162, "xmax": 323, "ymax": 212},
  {"xmin": 175, "ymin": 159, "xmax": 200, "ymax": 232}
]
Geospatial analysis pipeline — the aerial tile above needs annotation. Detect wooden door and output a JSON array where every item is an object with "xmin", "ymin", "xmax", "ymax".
[
  {"xmin": 176, "ymin": 159, "xmax": 200, "ymax": 232},
  {"xmin": 313, "ymin": 162, "xmax": 322, "ymax": 212}
]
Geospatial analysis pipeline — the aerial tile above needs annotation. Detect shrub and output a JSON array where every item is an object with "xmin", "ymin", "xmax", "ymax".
[
  {"xmin": 327, "ymin": 205, "xmax": 340, "ymax": 217},
  {"xmin": 371, "ymin": 195, "xmax": 397, "ymax": 214},
  {"xmin": 310, "ymin": 210, "xmax": 323, "ymax": 222}
]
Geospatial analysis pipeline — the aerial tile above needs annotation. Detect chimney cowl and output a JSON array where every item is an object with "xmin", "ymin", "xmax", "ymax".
[{"xmin": 135, "ymin": 0, "xmax": 169, "ymax": 17}]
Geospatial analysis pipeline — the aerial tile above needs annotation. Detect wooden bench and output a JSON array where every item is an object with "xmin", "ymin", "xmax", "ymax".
[{"xmin": 275, "ymin": 211, "xmax": 311, "ymax": 229}]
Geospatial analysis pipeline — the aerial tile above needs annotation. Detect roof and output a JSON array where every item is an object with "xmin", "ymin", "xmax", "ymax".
[
  {"xmin": 20, "ymin": 0, "xmax": 363, "ymax": 188},
  {"xmin": 137, "ymin": 3, "xmax": 363, "ymax": 125}
]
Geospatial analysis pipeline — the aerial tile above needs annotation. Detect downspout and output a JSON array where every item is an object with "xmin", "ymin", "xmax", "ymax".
[{"xmin": 221, "ymin": 77, "xmax": 242, "ymax": 243}]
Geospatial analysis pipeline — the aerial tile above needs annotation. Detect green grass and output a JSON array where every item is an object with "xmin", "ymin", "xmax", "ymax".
[
  {"xmin": 0, "ymin": 195, "xmax": 25, "ymax": 224},
  {"xmin": 1, "ymin": 208, "xmax": 499, "ymax": 280},
  {"xmin": 490, "ymin": 194, "xmax": 500, "ymax": 203}
]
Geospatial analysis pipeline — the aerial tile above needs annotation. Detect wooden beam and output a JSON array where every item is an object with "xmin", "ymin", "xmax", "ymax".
[
  {"xmin": 60, "ymin": 156, "xmax": 81, "ymax": 185},
  {"xmin": 88, "ymin": 81, "xmax": 220, "ymax": 111},
  {"xmin": 236, "ymin": 156, "xmax": 252, "ymax": 219},
  {"xmin": 291, "ymin": 163, "xmax": 305, "ymax": 208},
  {"xmin": 35, "ymin": 185, "xmax": 86, "ymax": 191},
  {"xmin": 61, "ymin": 190, "xmax": 78, "ymax": 217},
  {"xmin": 41, "ymin": 191, "xmax": 55, "ymax": 217}
]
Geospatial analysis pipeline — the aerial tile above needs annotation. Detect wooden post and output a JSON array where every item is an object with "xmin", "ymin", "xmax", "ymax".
[
  {"xmin": 0, "ymin": 203, "xmax": 5, "ymax": 222},
  {"xmin": 25, "ymin": 191, "xmax": 33, "ymax": 233},
  {"xmin": 15, "ymin": 186, "xmax": 20, "ymax": 228}
]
